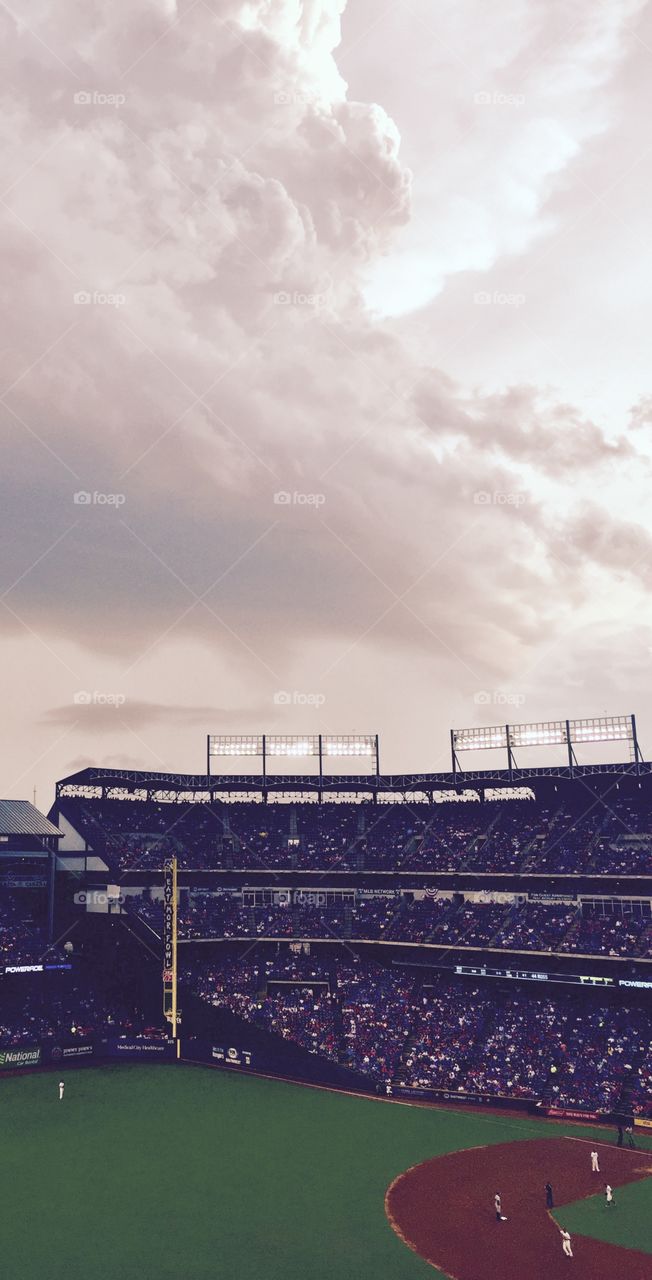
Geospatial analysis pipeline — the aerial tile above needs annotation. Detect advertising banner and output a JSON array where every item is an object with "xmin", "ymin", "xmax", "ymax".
[
  {"xmin": 107, "ymin": 1038, "xmax": 176, "ymax": 1058},
  {"xmin": 544, "ymin": 1106, "xmax": 599, "ymax": 1122},
  {"xmin": 163, "ymin": 864, "xmax": 174, "ymax": 973},
  {"xmin": 49, "ymin": 1043, "xmax": 94, "ymax": 1061},
  {"xmin": 0, "ymin": 1046, "xmax": 41, "ymax": 1070},
  {"xmin": 396, "ymin": 1086, "xmax": 529, "ymax": 1112},
  {"xmin": 212, "ymin": 1045, "xmax": 253, "ymax": 1068}
]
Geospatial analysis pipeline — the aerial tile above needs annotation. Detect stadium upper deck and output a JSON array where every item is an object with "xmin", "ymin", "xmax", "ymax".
[{"xmin": 53, "ymin": 779, "xmax": 652, "ymax": 877}]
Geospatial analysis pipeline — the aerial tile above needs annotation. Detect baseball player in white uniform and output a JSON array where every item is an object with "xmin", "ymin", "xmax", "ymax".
[
  {"xmin": 560, "ymin": 1229, "xmax": 573, "ymax": 1258},
  {"xmin": 605, "ymin": 1184, "xmax": 615, "ymax": 1207},
  {"xmin": 58, "ymin": 1080, "xmax": 65, "ymax": 1101},
  {"xmin": 494, "ymin": 1193, "xmax": 507, "ymax": 1221},
  {"xmin": 591, "ymin": 1150, "xmax": 600, "ymax": 1173}
]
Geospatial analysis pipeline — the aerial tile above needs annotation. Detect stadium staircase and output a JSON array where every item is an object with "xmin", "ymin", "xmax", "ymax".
[
  {"xmin": 555, "ymin": 907, "xmax": 583, "ymax": 950},
  {"xmin": 216, "ymin": 811, "xmax": 235, "ymax": 868},
  {"xmin": 398, "ymin": 831, "xmax": 423, "ymax": 869},
  {"xmin": 391, "ymin": 976, "xmax": 427, "ymax": 1087},
  {"xmin": 482, "ymin": 901, "xmax": 522, "ymax": 949},
  {"xmin": 391, "ymin": 1031, "xmax": 420, "ymax": 1087},
  {"xmin": 520, "ymin": 804, "xmax": 566, "ymax": 871},
  {"xmin": 332, "ymin": 993, "xmax": 351, "ymax": 1068},
  {"xmin": 583, "ymin": 816, "xmax": 614, "ymax": 872},
  {"xmin": 457, "ymin": 815, "xmax": 498, "ymax": 870},
  {"xmin": 288, "ymin": 810, "xmax": 299, "ymax": 869},
  {"xmin": 514, "ymin": 823, "xmax": 549, "ymax": 871},
  {"xmin": 352, "ymin": 808, "xmax": 367, "ymax": 870},
  {"xmin": 423, "ymin": 894, "xmax": 459, "ymax": 943},
  {"xmin": 636, "ymin": 921, "xmax": 652, "ymax": 957},
  {"xmin": 384, "ymin": 895, "xmax": 411, "ymax": 940},
  {"xmin": 453, "ymin": 819, "xmax": 491, "ymax": 870}
]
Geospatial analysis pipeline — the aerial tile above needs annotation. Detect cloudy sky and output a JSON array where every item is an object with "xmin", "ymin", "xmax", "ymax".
[{"xmin": 1, "ymin": 0, "xmax": 651, "ymax": 804}]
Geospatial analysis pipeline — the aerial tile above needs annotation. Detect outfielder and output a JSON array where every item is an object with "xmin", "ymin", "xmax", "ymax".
[{"xmin": 58, "ymin": 1080, "xmax": 65, "ymax": 1101}]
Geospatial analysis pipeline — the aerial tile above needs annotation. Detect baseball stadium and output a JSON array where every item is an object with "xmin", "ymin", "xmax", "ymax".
[
  {"xmin": 1, "ymin": 719, "xmax": 651, "ymax": 1279},
  {"xmin": 3, "ymin": 0, "xmax": 652, "ymax": 1276}
]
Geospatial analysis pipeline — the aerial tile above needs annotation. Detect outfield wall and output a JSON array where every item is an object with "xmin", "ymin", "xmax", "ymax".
[
  {"xmin": 0, "ymin": 1036, "xmax": 177, "ymax": 1073},
  {"xmin": 181, "ymin": 1000, "xmax": 373, "ymax": 1092},
  {"xmin": 1, "ymin": 1040, "xmax": 647, "ymax": 1134}
]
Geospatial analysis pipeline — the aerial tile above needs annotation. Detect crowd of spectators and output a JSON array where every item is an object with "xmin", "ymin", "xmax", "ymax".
[
  {"xmin": 402, "ymin": 988, "xmax": 651, "ymax": 1113},
  {"xmin": 187, "ymin": 946, "xmax": 652, "ymax": 1111},
  {"xmin": 58, "ymin": 794, "xmax": 652, "ymax": 874},
  {"xmin": 128, "ymin": 889, "xmax": 652, "ymax": 957},
  {"xmin": 0, "ymin": 890, "xmax": 66, "ymax": 968},
  {"xmin": 337, "ymin": 960, "xmax": 415, "ymax": 1078},
  {"xmin": 190, "ymin": 949, "xmax": 340, "ymax": 1060},
  {"xmin": 0, "ymin": 962, "xmax": 165, "ymax": 1047}
]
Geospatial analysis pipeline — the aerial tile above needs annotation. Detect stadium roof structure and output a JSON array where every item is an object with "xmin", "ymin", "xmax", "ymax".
[
  {"xmin": 0, "ymin": 799, "xmax": 61, "ymax": 837},
  {"xmin": 55, "ymin": 758, "xmax": 652, "ymax": 803}
]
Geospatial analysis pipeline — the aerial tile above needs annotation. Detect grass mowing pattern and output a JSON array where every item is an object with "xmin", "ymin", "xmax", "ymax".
[
  {"xmin": 1, "ymin": 1065, "xmax": 650, "ymax": 1280},
  {"xmin": 555, "ymin": 1177, "xmax": 652, "ymax": 1258}
]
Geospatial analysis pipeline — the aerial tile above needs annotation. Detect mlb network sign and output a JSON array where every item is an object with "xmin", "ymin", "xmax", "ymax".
[{"xmin": 0, "ymin": 1047, "xmax": 41, "ymax": 1070}]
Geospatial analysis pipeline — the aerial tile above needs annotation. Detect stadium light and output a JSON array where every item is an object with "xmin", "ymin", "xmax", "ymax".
[
  {"xmin": 207, "ymin": 733, "xmax": 380, "ymax": 782},
  {"xmin": 208, "ymin": 735, "xmax": 263, "ymax": 757},
  {"xmin": 451, "ymin": 714, "xmax": 640, "ymax": 778},
  {"xmin": 323, "ymin": 735, "xmax": 376, "ymax": 756}
]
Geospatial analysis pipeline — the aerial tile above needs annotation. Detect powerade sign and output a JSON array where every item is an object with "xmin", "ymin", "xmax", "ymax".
[
  {"xmin": 212, "ymin": 1046, "xmax": 253, "ymax": 1068},
  {"xmin": 0, "ymin": 1047, "xmax": 41, "ymax": 1069},
  {"xmin": 4, "ymin": 963, "xmax": 72, "ymax": 975}
]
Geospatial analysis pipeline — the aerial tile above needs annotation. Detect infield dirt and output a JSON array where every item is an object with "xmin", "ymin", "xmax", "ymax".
[{"xmin": 386, "ymin": 1136, "xmax": 652, "ymax": 1280}]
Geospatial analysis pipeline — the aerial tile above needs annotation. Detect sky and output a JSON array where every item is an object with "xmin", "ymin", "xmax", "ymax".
[{"xmin": 1, "ymin": 0, "xmax": 651, "ymax": 805}]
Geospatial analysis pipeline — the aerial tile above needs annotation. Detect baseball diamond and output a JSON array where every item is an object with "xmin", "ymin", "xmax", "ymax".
[{"xmin": 386, "ymin": 1137, "xmax": 652, "ymax": 1280}]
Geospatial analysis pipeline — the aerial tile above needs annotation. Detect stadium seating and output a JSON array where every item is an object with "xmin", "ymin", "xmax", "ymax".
[
  {"xmin": 127, "ymin": 889, "xmax": 652, "ymax": 958},
  {"xmin": 187, "ymin": 948, "xmax": 652, "ymax": 1110},
  {"xmin": 58, "ymin": 794, "xmax": 652, "ymax": 874},
  {"xmin": 0, "ymin": 890, "xmax": 65, "ymax": 967}
]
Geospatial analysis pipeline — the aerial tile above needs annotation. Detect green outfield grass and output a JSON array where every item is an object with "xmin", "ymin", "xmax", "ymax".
[
  {"xmin": 1, "ymin": 1065, "xmax": 650, "ymax": 1279},
  {"xmin": 555, "ymin": 1176, "xmax": 652, "ymax": 1257}
]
